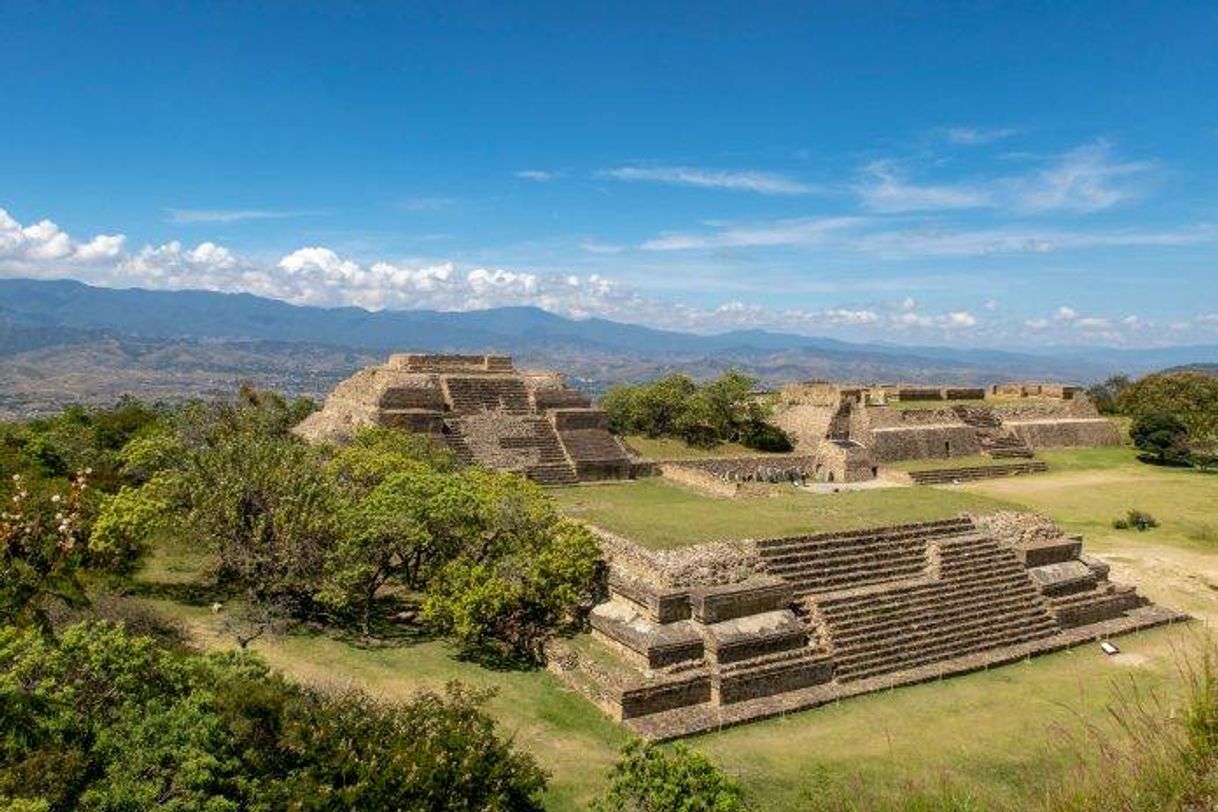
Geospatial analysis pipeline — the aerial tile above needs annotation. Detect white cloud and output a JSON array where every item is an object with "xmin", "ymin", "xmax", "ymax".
[
  {"xmin": 857, "ymin": 161, "xmax": 991, "ymax": 212},
  {"xmin": 0, "ymin": 209, "xmax": 126, "ymax": 271},
  {"xmin": 579, "ymin": 239, "xmax": 625, "ymax": 255},
  {"xmin": 515, "ymin": 170, "xmax": 557, "ymax": 182},
  {"xmin": 944, "ymin": 126, "xmax": 1018, "ymax": 146},
  {"xmin": 1013, "ymin": 141, "xmax": 1152, "ymax": 213},
  {"xmin": 166, "ymin": 209, "xmax": 313, "ymax": 224},
  {"xmin": 397, "ymin": 198, "xmax": 453, "ymax": 212},
  {"xmin": 1025, "ymin": 318, "xmax": 1050, "ymax": 330},
  {"xmin": 944, "ymin": 311, "xmax": 978, "ymax": 328},
  {"xmin": 601, "ymin": 165, "xmax": 814, "ymax": 195},
  {"xmin": 641, "ymin": 214, "xmax": 1215, "ymax": 258},
  {"xmin": 823, "ymin": 308, "xmax": 880, "ymax": 326},
  {"xmin": 642, "ymin": 216, "xmax": 862, "ymax": 251},
  {"xmin": 1055, "ymin": 306, "xmax": 1078, "ymax": 322}
]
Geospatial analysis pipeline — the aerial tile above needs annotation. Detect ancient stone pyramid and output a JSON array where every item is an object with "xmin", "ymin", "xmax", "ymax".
[{"xmin": 295, "ymin": 353, "xmax": 633, "ymax": 485}]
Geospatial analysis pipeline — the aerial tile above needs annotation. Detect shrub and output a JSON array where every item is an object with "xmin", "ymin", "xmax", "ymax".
[
  {"xmin": 0, "ymin": 622, "xmax": 548, "ymax": 811},
  {"xmin": 593, "ymin": 740, "xmax": 749, "ymax": 812},
  {"xmin": 738, "ymin": 420, "xmax": 794, "ymax": 453},
  {"xmin": 1113, "ymin": 509, "xmax": 1159, "ymax": 531},
  {"xmin": 1131, "ymin": 412, "xmax": 1191, "ymax": 465}
]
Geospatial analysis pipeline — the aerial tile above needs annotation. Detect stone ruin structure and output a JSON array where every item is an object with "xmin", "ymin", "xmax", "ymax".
[
  {"xmin": 548, "ymin": 512, "xmax": 1184, "ymax": 739},
  {"xmin": 295, "ymin": 354, "xmax": 632, "ymax": 485},
  {"xmin": 771, "ymin": 381, "xmax": 1121, "ymax": 484}
]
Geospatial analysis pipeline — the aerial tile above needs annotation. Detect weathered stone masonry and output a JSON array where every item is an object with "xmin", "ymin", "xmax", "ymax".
[
  {"xmin": 295, "ymin": 354, "xmax": 634, "ymax": 485},
  {"xmin": 549, "ymin": 514, "xmax": 1184, "ymax": 739}
]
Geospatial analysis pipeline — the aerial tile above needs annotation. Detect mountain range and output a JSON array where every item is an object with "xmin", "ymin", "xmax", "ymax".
[{"xmin": 0, "ymin": 277, "xmax": 1213, "ymax": 417}]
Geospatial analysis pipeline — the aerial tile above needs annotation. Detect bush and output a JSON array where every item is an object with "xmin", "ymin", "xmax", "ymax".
[
  {"xmin": 738, "ymin": 420, "xmax": 793, "ymax": 453},
  {"xmin": 593, "ymin": 740, "xmax": 749, "ymax": 812},
  {"xmin": 1113, "ymin": 509, "xmax": 1159, "ymax": 531},
  {"xmin": 1131, "ymin": 412, "xmax": 1191, "ymax": 465},
  {"xmin": 0, "ymin": 622, "xmax": 548, "ymax": 811}
]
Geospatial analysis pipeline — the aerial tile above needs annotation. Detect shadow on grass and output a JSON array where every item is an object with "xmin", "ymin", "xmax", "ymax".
[
  {"xmin": 124, "ymin": 578, "xmax": 237, "ymax": 607},
  {"xmin": 454, "ymin": 643, "xmax": 541, "ymax": 673}
]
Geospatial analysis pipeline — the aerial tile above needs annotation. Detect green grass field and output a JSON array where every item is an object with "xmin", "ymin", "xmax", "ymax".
[
  {"xmin": 552, "ymin": 478, "xmax": 1014, "ymax": 548},
  {"xmin": 129, "ymin": 445, "xmax": 1218, "ymax": 810}
]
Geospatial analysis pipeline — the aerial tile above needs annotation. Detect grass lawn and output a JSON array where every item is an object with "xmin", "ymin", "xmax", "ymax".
[
  {"xmin": 553, "ymin": 478, "xmax": 1015, "ymax": 548},
  {"xmin": 141, "ymin": 594, "xmax": 1201, "ymax": 811},
  {"xmin": 621, "ymin": 435, "xmax": 790, "ymax": 460},
  {"xmin": 126, "ymin": 444, "xmax": 1218, "ymax": 810},
  {"xmin": 958, "ymin": 445, "xmax": 1218, "ymax": 622}
]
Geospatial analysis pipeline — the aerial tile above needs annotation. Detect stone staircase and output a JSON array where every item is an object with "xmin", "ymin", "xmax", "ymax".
[
  {"xmin": 907, "ymin": 461, "xmax": 1047, "ymax": 485},
  {"xmin": 952, "ymin": 404, "xmax": 1034, "ymax": 459},
  {"xmin": 811, "ymin": 534, "xmax": 1057, "ymax": 681},
  {"xmin": 443, "ymin": 415, "xmax": 579, "ymax": 486},
  {"xmin": 756, "ymin": 519, "xmax": 975, "ymax": 600},
  {"xmin": 757, "ymin": 519, "xmax": 1059, "ymax": 682},
  {"xmin": 443, "ymin": 376, "xmax": 532, "ymax": 414}
]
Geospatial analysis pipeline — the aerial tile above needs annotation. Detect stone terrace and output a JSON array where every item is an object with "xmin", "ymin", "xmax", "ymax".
[
  {"xmin": 549, "ymin": 513, "xmax": 1185, "ymax": 739},
  {"xmin": 295, "ymin": 353, "xmax": 633, "ymax": 484}
]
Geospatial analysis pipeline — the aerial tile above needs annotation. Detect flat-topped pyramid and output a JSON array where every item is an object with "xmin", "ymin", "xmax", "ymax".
[{"xmin": 295, "ymin": 353, "xmax": 633, "ymax": 485}]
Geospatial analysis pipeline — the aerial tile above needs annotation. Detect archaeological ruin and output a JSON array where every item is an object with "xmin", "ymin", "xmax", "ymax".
[
  {"xmin": 295, "ymin": 353, "xmax": 633, "ymax": 484},
  {"xmin": 301, "ymin": 356, "xmax": 1180, "ymax": 738},
  {"xmin": 549, "ymin": 512, "xmax": 1183, "ymax": 739},
  {"xmin": 770, "ymin": 381, "xmax": 1122, "ymax": 484}
]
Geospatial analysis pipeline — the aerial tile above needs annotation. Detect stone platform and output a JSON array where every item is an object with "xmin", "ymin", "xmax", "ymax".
[
  {"xmin": 295, "ymin": 353, "xmax": 633, "ymax": 485},
  {"xmin": 549, "ymin": 513, "xmax": 1187, "ymax": 739}
]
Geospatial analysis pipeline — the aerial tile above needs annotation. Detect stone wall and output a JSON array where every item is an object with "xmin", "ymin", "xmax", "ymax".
[
  {"xmin": 1005, "ymin": 419, "xmax": 1122, "ymax": 449},
  {"xmin": 866, "ymin": 425, "xmax": 983, "ymax": 461}
]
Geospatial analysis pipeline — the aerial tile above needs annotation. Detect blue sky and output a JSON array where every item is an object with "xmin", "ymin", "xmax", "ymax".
[{"xmin": 1, "ymin": 1, "xmax": 1216, "ymax": 346}]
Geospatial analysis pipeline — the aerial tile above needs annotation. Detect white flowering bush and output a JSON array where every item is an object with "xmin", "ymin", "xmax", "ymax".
[{"xmin": 0, "ymin": 468, "xmax": 91, "ymax": 631}]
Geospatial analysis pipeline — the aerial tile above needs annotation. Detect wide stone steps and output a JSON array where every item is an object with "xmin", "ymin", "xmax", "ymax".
[
  {"xmin": 756, "ymin": 519, "xmax": 975, "ymax": 556},
  {"xmin": 559, "ymin": 428, "xmax": 631, "ymax": 462},
  {"xmin": 444, "ymin": 377, "xmax": 532, "ymax": 414},
  {"xmin": 1047, "ymin": 584, "xmax": 1141, "ymax": 628},
  {"xmin": 825, "ymin": 582, "xmax": 1048, "ymax": 646},
  {"xmin": 833, "ymin": 614, "xmax": 1057, "ymax": 681},
  {"xmin": 908, "ymin": 461, "xmax": 1047, "ymax": 485},
  {"xmin": 820, "ymin": 576, "xmax": 1045, "ymax": 638},
  {"xmin": 819, "ymin": 571, "xmax": 1042, "ymax": 633},
  {"xmin": 782, "ymin": 530, "xmax": 1062, "ymax": 682},
  {"xmin": 759, "ymin": 529, "xmax": 974, "ymax": 568},
  {"xmin": 525, "ymin": 462, "xmax": 580, "ymax": 486}
]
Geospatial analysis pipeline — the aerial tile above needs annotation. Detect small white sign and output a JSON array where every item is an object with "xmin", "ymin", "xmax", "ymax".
[{"xmin": 1100, "ymin": 641, "xmax": 1120, "ymax": 656}]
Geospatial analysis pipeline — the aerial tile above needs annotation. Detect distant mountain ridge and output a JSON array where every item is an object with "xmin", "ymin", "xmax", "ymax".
[{"xmin": 0, "ymin": 277, "xmax": 1215, "ymax": 417}]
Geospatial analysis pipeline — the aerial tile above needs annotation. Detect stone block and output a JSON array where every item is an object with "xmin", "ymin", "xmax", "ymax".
[
  {"xmin": 589, "ymin": 600, "xmax": 704, "ymax": 669},
  {"xmin": 689, "ymin": 577, "xmax": 793, "ymax": 624}
]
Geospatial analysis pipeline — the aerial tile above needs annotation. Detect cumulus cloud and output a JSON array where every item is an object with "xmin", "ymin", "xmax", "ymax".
[
  {"xmin": 601, "ymin": 165, "xmax": 814, "ymax": 195},
  {"xmin": 0, "ymin": 209, "xmax": 125, "ymax": 272}
]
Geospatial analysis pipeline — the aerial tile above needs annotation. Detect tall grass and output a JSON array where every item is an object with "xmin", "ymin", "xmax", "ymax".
[
  {"xmin": 1042, "ymin": 634, "xmax": 1218, "ymax": 812},
  {"xmin": 791, "ymin": 634, "xmax": 1218, "ymax": 812}
]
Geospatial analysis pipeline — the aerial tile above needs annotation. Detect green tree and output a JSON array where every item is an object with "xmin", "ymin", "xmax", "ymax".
[
  {"xmin": 1120, "ymin": 372, "xmax": 1218, "ymax": 447},
  {"xmin": 1086, "ymin": 374, "xmax": 1132, "ymax": 415},
  {"xmin": 1131, "ymin": 412, "xmax": 1191, "ymax": 465},
  {"xmin": 594, "ymin": 741, "xmax": 749, "ymax": 812},
  {"xmin": 0, "ymin": 622, "xmax": 548, "ymax": 811}
]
